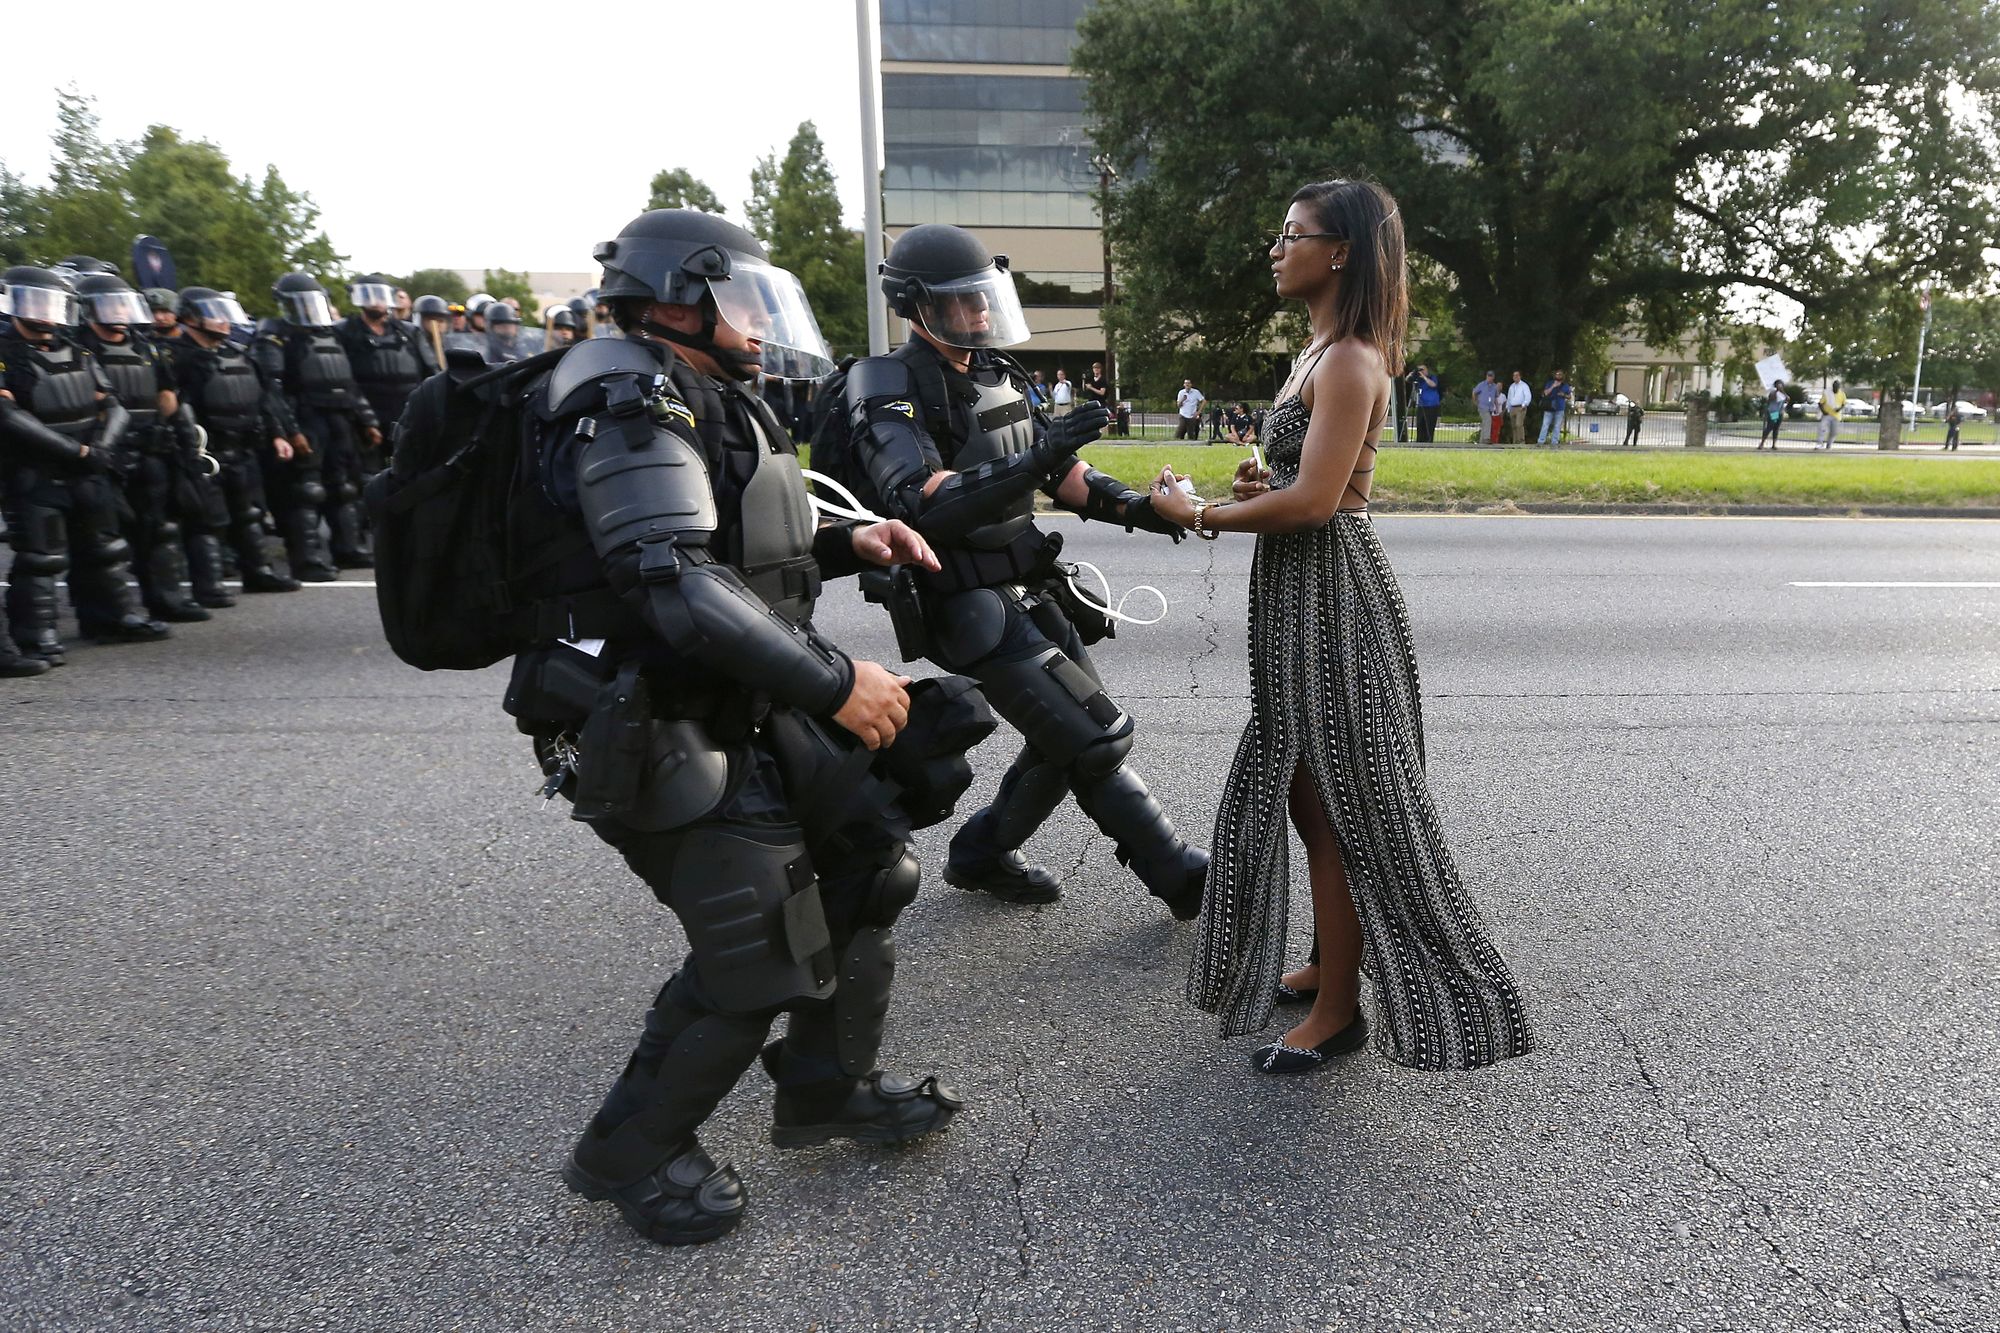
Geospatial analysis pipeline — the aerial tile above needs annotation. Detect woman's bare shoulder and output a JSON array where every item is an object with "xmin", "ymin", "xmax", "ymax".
[{"xmin": 1303, "ymin": 338, "xmax": 1387, "ymax": 407}]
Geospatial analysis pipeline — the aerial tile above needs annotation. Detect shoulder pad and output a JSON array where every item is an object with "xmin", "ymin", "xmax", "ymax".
[
  {"xmin": 444, "ymin": 346, "xmax": 489, "ymax": 384},
  {"xmin": 846, "ymin": 355, "xmax": 915, "ymax": 406},
  {"xmin": 546, "ymin": 336, "xmax": 669, "ymax": 416}
]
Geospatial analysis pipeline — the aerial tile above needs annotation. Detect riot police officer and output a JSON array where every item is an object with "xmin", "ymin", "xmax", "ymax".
[
  {"xmin": 335, "ymin": 275, "xmax": 426, "ymax": 442},
  {"xmin": 482, "ymin": 301, "xmax": 526, "ymax": 362},
  {"xmin": 487, "ymin": 210, "xmax": 972, "ymax": 1245},
  {"xmin": 1, "ymin": 265, "xmax": 169, "ymax": 662},
  {"xmin": 73, "ymin": 272, "xmax": 211, "ymax": 622},
  {"xmin": 544, "ymin": 305, "xmax": 580, "ymax": 348},
  {"xmin": 170, "ymin": 288, "xmax": 302, "ymax": 594},
  {"xmin": 253, "ymin": 273, "xmax": 379, "ymax": 572},
  {"xmin": 411, "ymin": 295, "xmax": 452, "ymax": 377},
  {"xmin": 842, "ymin": 224, "xmax": 1207, "ymax": 917},
  {"xmin": 145, "ymin": 288, "xmax": 182, "ymax": 341}
]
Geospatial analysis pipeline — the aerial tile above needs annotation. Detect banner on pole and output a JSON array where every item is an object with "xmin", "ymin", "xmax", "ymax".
[{"xmin": 1754, "ymin": 354, "xmax": 1790, "ymax": 389}]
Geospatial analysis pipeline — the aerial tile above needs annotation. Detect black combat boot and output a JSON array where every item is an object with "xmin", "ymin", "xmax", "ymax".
[
  {"xmin": 562, "ymin": 1132, "xmax": 746, "ymax": 1246},
  {"xmin": 184, "ymin": 535, "xmax": 237, "ymax": 608},
  {"xmin": 761, "ymin": 1043, "xmax": 963, "ymax": 1149},
  {"xmin": 943, "ymin": 809, "xmax": 1062, "ymax": 904}
]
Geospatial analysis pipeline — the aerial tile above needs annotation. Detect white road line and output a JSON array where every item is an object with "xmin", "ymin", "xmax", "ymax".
[{"xmin": 1790, "ymin": 581, "xmax": 2000, "ymax": 588}]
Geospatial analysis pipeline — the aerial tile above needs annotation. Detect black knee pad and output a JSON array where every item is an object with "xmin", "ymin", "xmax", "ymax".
[
  {"xmin": 1071, "ymin": 716, "xmax": 1135, "ymax": 779},
  {"xmin": 859, "ymin": 848, "xmax": 920, "ymax": 928},
  {"xmin": 13, "ymin": 550, "xmax": 69, "ymax": 576},
  {"xmin": 298, "ymin": 481, "xmax": 328, "ymax": 507},
  {"xmin": 335, "ymin": 481, "xmax": 359, "ymax": 503},
  {"xmin": 152, "ymin": 519, "xmax": 182, "ymax": 544}
]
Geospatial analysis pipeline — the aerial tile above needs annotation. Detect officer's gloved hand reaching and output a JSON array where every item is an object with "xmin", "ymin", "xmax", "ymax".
[{"xmin": 1031, "ymin": 401, "xmax": 1111, "ymax": 476}]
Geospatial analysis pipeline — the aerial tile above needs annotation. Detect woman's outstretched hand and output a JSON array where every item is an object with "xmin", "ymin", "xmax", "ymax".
[
  {"xmin": 1148, "ymin": 466, "xmax": 1197, "ymax": 528},
  {"xmin": 1232, "ymin": 456, "xmax": 1272, "ymax": 500}
]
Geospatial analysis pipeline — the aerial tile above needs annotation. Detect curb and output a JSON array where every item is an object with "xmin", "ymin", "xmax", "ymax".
[{"xmin": 1366, "ymin": 501, "xmax": 2000, "ymax": 520}]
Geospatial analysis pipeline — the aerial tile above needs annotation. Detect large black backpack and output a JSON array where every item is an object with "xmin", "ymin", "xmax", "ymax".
[{"xmin": 363, "ymin": 346, "xmax": 568, "ymax": 671}]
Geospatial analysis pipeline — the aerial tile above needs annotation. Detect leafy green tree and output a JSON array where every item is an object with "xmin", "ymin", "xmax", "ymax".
[
  {"xmin": 648, "ymin": 167, "xmax": 724, "ymax": 214},
  {"xmin": 482, "ymin": 266, "xmax": 537, "ymax": 312},
  {"xmin": 401, "ymin": 268, "xmax": 471, "ymax": 303},
  {"xmin": 1074, "ymin": 0, "xmax": 2000, "ymax": 387},
  {"xmin": 744, "ymin": 122, "xmax": 866, "ymax": 357},
  {"xmin": 0, "ymin": 161, "xmax": 50, "ymax": 267},
  {"xmin": 39, "ymin": 88, "xmax": 136, "ymax": 265}
]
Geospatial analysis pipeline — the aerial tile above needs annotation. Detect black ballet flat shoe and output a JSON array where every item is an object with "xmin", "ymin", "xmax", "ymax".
[
  {"xmin": 1251, "ymin": 1011, "xmax": 1370, "ymax": 1076},
  {"xmin": 764, "ymin": 1062, "xmax": 964, "ymax": 1150},
  {"xmin": 1273, "ymin": 980, "xmax": 1319, "ymax": 1006},
  {"xmin": 943, "ymin": 850, "xmax": 1063, "ymax": 904},
  {"xmin": 562, "ymin": 1133, "xmax": 746, "ymax": 1247}
]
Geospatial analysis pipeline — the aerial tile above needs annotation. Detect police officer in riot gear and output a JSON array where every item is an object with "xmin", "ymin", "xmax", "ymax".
[
  {"xmin": 73, "ymin": 272, "xmax": 211, "ymax": 622},
  {"xmin": 489, "ymin": 210, "xmax": 974, "ymax": 1246},
  {"xmin": 254, "ymin": 272, "xmax": 379, "ymax": 572},
  {"xmin": 335, "ymin": 275, "xmax": 426, "ymax": 442},
  {"xmin": 545, "ymin": 305, "xmax": 580, "ymax": 347},
  {"xmin": 171, "ymin": 288, "xmax": 302, "ymax": 595},
  {"xmin": 145, "ymin": 288, "xmax": 182, "ymax": 340},
  {"xmin": 482, "ymin": 300, "xmax": 526, "ymax": 362},
  {"xmin": 1, "ymin": 265, "xmax": 170, "ymax": 661},
  {"xmin": 844, "ymin": 224, "xmax": 1207, "ymax": 917},
  {"xmin": 411, "ymin": 295, "xmax": 452, "ymax": 376}
]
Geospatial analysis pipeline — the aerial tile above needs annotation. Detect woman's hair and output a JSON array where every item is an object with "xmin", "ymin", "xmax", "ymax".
[{"xmin": 1289, "ymin": 178, "xmax": 1408, "ymax": 375}]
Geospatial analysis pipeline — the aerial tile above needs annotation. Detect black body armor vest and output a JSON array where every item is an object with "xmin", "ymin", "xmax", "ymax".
[
  {"xmin": 341, "ymin": 317, "xmax": 423, "ymax": 394},
  {"xmin": 191, "ymin": 343, "xmax": 266, "ymax": 436},
  {"xmin": 81, "ymin": 332, "xmax": 161, "ymax": 428},
  {"xmin": 282, "ymin": 327, "xmax": 365, "ymax": 409},
  {"xmin": 10, "ymin": 336, "xmax": 102, "ymax": 441},
  {"xmin": 901, "ymin": 341, "xmax": 1039, "ymax": 552}
]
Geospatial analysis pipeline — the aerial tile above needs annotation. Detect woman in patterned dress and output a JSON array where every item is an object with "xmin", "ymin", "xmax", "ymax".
[{"xmin": 1147, "ymin": 180, "xmax": 1532, "ymax": 1075}]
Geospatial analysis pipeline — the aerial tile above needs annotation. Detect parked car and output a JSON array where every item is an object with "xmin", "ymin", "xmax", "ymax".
[
  {"xmin": 1583, "ymin": 393, "xmax": 1634, "ymax": 414},
  {"xmin": 1841, "ymin": 398, "xmax": 1879, "ymax": 419},
  {"xmin": 1927, "ymin": 399, "xmax": 1987, "ymax": 421}
]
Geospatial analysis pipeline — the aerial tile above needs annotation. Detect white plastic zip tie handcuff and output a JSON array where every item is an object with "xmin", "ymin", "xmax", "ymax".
[{"xmin": 804, "ymin": 468, "xmax": 1170, "ymax": 628}]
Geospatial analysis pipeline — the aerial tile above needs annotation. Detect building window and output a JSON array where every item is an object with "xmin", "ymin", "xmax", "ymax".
[
  {"xmin": 881, "ymin": 0, "xmax": 1092, "ymax": 65},
  {"xmin": 883, "ymin": 73, "xmax": 1098, "ymax": 229}
]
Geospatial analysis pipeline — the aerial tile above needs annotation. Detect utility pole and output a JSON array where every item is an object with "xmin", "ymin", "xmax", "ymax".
[
  {"xmin": 1910, "ymin": 280, "xmax": 1933, "ymax": 439},
  {"xmin": 1092, "ymin": 153, "xmax": 1118, "ymax": 400},
  {"xmin": 855, "ymin": 0, "xmax": 888, "ymax": 355}
]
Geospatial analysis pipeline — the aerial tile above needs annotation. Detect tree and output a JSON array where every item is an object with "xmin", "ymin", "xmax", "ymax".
[
  {"xmin": 38, "ymin": 88, "xmax": 136, "ymax": 264},
  {"xmin": 482, "ymin": 266, "xmax": 537, "ymax": 312},
  {"xmin": 744, "ymin": 122, "xmax": 866, "ymax": 357},
  {"xmin": 1074, "ymin": 0, "xmax": 2000, "ymax": 388},
  {"xmin": 648, "ymin": 167, "xmax": 724, "ymax": 214},
  {"xmin": 0, "ymin": 161, "xmax": 50, "ymax": 267},
  {"xmin": 401, "ymin": 268, "xmax": 471, "ymax": 303}
]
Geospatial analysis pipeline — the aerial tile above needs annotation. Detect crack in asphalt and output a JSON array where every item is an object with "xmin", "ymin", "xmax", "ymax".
[
  {"xmin": 1601, "ymin": 1010, "xmax": 1855, "ymax": 1319},
  {"xmin": 969, "ymin": 1067, "xmax": 1047, "ymax": 1332},
  {"xmin": 1186, "ymin": 541, "xmax": 1220, "ymax": 697}
]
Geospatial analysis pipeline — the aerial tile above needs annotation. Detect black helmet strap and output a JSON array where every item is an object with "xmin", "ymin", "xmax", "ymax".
[{"xmin": 637, "ymin": 296, "xmax": 759, "ymax": 383}]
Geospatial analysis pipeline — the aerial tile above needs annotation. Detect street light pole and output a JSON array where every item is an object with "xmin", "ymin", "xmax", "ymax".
[
  {"xmin": 855, "ymin": 0, "xmax": 888, "ymax": 355},
  {"xmin": 1910, "ymin": 280, "xmax": 1933, "ymax": 441},
  {"xmin": 1092, "ymin": 153, "xmax": 1117, "ymax": 400}
]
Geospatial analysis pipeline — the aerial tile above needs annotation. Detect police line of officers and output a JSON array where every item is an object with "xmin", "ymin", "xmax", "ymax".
[{"xmin": 0, "ymin": 260, "xmax": 598, "ymax": 678}]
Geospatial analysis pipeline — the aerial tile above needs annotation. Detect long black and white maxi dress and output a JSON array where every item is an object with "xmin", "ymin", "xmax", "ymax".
[{"xmin": 1186, "ymin": 390, "xmax": 1533, "ymax": 1070}]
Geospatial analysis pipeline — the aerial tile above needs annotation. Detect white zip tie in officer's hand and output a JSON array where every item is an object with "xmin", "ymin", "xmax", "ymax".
[{"xmin": 803, "ymin": 468, "xmax": 889, "ymax": 524}]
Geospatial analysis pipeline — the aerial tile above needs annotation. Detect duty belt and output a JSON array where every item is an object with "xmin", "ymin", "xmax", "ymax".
[
  {"xmin": 513, "ymin": 587, "xmax": 649, "ymax": 644},
  {"xmin": 919, "ymin": 527, "xmax": 1061, "ymax": 594}
]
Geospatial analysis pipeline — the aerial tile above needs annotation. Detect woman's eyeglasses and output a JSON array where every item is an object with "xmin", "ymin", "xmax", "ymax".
[{"xmin": 1263, "ymin": 231, "xmax": 1341, "ymax": 249}]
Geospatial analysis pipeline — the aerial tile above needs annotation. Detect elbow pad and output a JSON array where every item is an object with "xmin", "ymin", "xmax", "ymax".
[
  {"xmin": 846, "ymin": 356, "xmax": 940, "ymax": 524},
  {"xmin": 910, "ymin": 452, "xmax": 1045, "ymax": 543},
  {"xmin": 636, "ymin": 545, "xmax": 853, "ymax": 715},
  {"xmin": 0, "ymin": 397, "xmax": 87, "ymax": 468}
]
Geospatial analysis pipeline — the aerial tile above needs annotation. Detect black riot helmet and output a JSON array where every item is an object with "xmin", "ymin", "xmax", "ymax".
[
  {"xmin": 349, "ymin": 273, "xmax": 397, "ymax": 313},
  {"xmin": 144, "ymin": 287, "xmax": 179, "ymax": 314},
  {"xmin": 548, "ymin": 306, "xmax": 578, "ymax": 330},
  {"xmin": 273, "ymin": 271, "xmax": 335, "ymax": 327},
  {"xmin": 486, "ymin": 301, "xmax": 521, "ymax": 328},
  {"xmin": 4, "ymin": 265, "xmax": 81, "ymax": 333},
  {"xmin": 880, "ymin": 224, "xmax": 1030, "ymax": 350},
  {"xmin": 413, "ymin": 294, "xmax": 451, "ymax": 319},
  {"xmin": 177, "ymin": 286, "xmax": 253, "ymax": 341},
  {"xmin": 74, "ymin": 271, "xmax": 152, "ymax": 329},
  {"xmin": 57, "ymin": 254, "xmax": 119, "ymax": 277},
  {"xmin": 592, "ymin": 208, "xmax": 833, "ymax": 381}
]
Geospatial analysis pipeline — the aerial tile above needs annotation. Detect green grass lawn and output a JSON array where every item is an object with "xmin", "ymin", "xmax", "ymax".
[{"xmin": 1070, "ymin": 444, "xmax": 2000, "ymax": 509}]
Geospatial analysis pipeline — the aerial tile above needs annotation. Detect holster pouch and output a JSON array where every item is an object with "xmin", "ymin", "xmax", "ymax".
[
  {"xmin": 764, "ymin": 707, "xmax": 884, "ymax": 838},
  {"xmin": 570, "ymin": 661, "xmax": 653, "ymax": 822},
  {"xmin": 887, "ymin": 565, "xmax": 934, "ymax": 663},
  {"xmin": 1044, "ymin": 561, "xmax": 1116, "ymax": 646},
  {"xmin": 503, "ymin": 645, "xmax": 613, "ymax": 732}
]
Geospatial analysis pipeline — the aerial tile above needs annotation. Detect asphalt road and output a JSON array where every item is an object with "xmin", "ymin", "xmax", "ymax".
[{"xmin": 3, "ymin": 515, "xmax": 1996, "ymax": 1333}]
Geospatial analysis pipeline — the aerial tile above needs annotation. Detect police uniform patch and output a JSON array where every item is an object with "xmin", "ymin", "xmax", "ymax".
[
  {"xmin": 885, "ymin": 400, "xmax": 916, "ymax": 417},
  {"xmin": 655, "ymin": 395, "xmax": 697, "ymax": 431}
]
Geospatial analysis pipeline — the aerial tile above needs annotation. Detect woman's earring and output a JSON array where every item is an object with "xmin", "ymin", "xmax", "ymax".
[{"xmin": 1330, "ymin": 262, "xmax": 1343, "ymax": 272}]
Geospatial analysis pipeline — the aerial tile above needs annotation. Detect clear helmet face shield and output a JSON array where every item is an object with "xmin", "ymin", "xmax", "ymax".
[
  {"xmin": 349, "ymin": 282, "xmax": 397, "ymax": 312},
  {"xmin": 84, "ymin": 290, "xmax": 152, "ymax": 327},
  {"xmin": 707, "ymin": 259, "xmax": 835, "ymax": 381},
  {"xmin": 185, "ymin": 294, "xmax": 251, "ymax": 336},
  {"xmin": 910, "ymin": 266, "xmax": 1030, "ymax": 349},
  {"xmin": 281, "ymin": 290, "xmax": 335, "ymax": 326},
  {"xmin": 8, "ymin": 284, "xmax": 80, "ymax": 328}
]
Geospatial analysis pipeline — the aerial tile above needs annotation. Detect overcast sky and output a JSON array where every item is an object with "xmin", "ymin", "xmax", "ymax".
[{"xmin": 0, "ymin": 0, "xmax": 872, "ymax": 276}]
